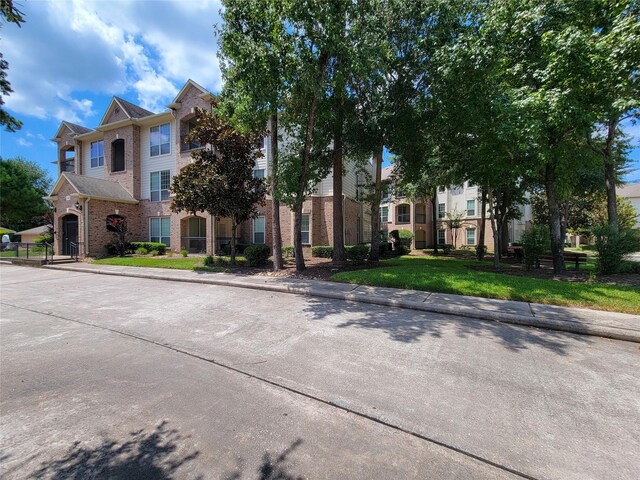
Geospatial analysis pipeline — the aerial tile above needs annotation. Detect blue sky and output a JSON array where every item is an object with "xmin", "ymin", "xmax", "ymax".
[{"xmin": 1, "ymin": 0, "xmax": 638, "ymax": 185}]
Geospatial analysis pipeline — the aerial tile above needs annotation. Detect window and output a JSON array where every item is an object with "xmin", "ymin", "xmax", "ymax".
[
  {"xmin": 150, "ymin": 123, "xmax": 170, "ymax": 157},
  {"xmin": 301, "ymin": 214, "xmax": 310, "ymax": 244},
  {"xmin": 438, "ymin": 186, "xmax": 445, "ymax": 193},
  {"xmin": 262, "ymin": 136, "xmax": 268, "ymax": 150},
  {"xmin": 150, "ymin": 217, "xmax": 170, "ymax": 246},
  {"xmin": 438, "ymin": 203, "xmax": 446, "ymax": 219},
  {"xmin": 112, "ymin": 139, "xmax": 125, "ymax": 172},
  {"xmin": 466, "ymin": 228, "xmax": 476, "ymax": 245},
  {"xmin": 466, "ymin": 199, "xmax": 475, "ymax": 217},
  {"xmin": 380, "ymin": 206, "xmax": 388, "ymax": 223},
  {"xmin": 182, "ymin": 118, "xmax": 201, "ymax": 152},
  {"xmin": 438, "ymin": 229, "xmax": 446, "ymax": 245},
  {"xmin": 90, "ymin": 141, "xmax": 104, "ymax": 168},
  {"xmin": 253, "ymin": 169, "xmax": 265, "ymax": 179},
  {"xmin": 397, "ymin": 204, "xmax": 410, "ymax": 223},
  {"xmin": 253, "ymin": 216, "xmax": 265, "ymax": 244},
  {"xmin": 150, "ymin": 170, "xmax": 171, "ymax": 201}
]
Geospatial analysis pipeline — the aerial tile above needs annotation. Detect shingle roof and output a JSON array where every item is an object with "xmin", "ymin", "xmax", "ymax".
[
  {"xmin": 63, "ymin": 121, "xmax": 93, "ymax": 135},
  {"xmin": 16, "ymin": 225, "xmax": 52, "ymax": 235},
  {"xmin": 54, "ymin": 173, "xmax": 138, "ymax": 203},
  {"xmin": 618, "ymin": 183, "xmax": 640, "ymax": 198},
  {"xmin": 114, "ymin": 97, "xmax": 154, "ymax": 119}
]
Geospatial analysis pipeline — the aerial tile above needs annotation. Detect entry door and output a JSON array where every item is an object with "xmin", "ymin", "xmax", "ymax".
[{"xmin": 62, "ymin": 215, "xmax": 78, "ymax": 255}]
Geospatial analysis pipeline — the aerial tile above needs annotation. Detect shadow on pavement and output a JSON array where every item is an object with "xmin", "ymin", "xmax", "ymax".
[
  {"xmin": 223, "ymin": 438, "xmax": 304, "ymax": 480},
  {"xmin": 302, "ymin": 295, "xmax": 591, "ymax": 355},
  {"xmin": 28, "ymin": 421, "xmax": 201, "ymax": 480}
]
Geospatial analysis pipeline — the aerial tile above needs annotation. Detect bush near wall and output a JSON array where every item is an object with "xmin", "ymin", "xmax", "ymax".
[
  {"xmin": 222, "ymin": 243, "xmax": 250, "ymax": 255},
  {"xmin": 346, "ymin": 244, "xmax": 369, "ymax": 264},
  {"xmin": 244, "ymin": 244, "xmax": 271, "ymax": 267},
  {"xmin": 389, "ymin": 229, "xmax": 413, "ymax": 254},
  {"xmin": 131, "ymin": 242, "xmax": 166, "ymax": 255},
  {"xmin": 311, "ymin": 246, "xmax": 334, "ymax": 258},
  {"xmin": 282, "ymin": 245, "xmax": 295, "ymax": 258}
]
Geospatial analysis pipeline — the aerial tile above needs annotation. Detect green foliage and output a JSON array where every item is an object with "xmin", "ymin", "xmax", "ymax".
[
  {"xmin": 34, "ymin": 232, "xmax": 53, "ymax": 245},
  {"xmin": 105, "ymin": 241, "xmax": 133, "ymax": 257},
  {"xmin": 135, "ymin": 247, "xmax": 148, "ymax": 255},
  {"xmin": 203, "ymin": 255, "xmax": 215, "ymax": 266},
  {"xmin": 522, "ymin": 225, "xmax": 551, "ymax": 271},
  {"xmin": 442, "ymin": 244, "xmax": 453, "ymax": 254},
  {"xmin": 389, "ymin": 229, "xmax": 413, "ymax": 254},
  {"xmin": 593, "ymin": 223, "xmax": 640, "ymax": 275},
  {"xmin": 130, "ymin": 242, "xmax": 166, "ymax": 255},
  {"xmin": 244, "ymin": 244, "xmax": 271, "ymax": 267},
  {"xmin": 180, "ymin": 249, "xmax": 188, "ymax": 258},
  {"xmin": 222, "ymin": 243, "xmax": 249, "ymax": 255},
  {"xmin": 345, "ymin": 244, "xmax": 369, "ymax": 265},
  {"xmin": 149, "ymin": 250, "xmax": 159, "ymax": 257},
  {"xmin": 170, "ymin": 108, "xmax": 267, "ymax": 263},
  {"xmin": 1, "ymin": 2, "xmax": 25, "ymax": 132},
  {"xmin": 0, "ymin": 157, "xmax": 52, "ymax": 231},
  {"xmin": 282, "ymin": 245, "xmax": 295, "ymax": 258},
  {"xmin": 311, "ymin": 246, "xmax": 333, "ymax": 258}
]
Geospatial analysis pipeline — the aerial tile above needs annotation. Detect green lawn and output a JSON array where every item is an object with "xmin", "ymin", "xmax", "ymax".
[
  {"xmin": 94, "ymin": 256, "xmax": 215, "ymax": 270},
  {"xmin": 330, "ymin": 256, "xmax": 640, "ymax": 314}
]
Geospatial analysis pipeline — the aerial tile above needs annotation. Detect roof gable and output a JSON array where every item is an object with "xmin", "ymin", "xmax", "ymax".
[
  {"xmin": 47, "ymin": 173, "xmax": 138, "ymax": 204},
  {"xmin": 99, "ymin": 97, "xmax": 154, "ymax": 126},
  {"xmin": 171, "ymin": 79, "xmax": 209, "ymax": 105},
  {"xmin": 52, "ymin": 121, "xmax": 94, "ymax": 140}
]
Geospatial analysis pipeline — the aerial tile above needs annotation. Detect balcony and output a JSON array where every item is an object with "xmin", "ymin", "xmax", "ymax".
[
  {"xmin": 181, "ymin": 236, "xmax": 206, "ymax": 254},
  {"xmin": 180, "ymin": 135, "xmax": 202, "ymax": 153}
]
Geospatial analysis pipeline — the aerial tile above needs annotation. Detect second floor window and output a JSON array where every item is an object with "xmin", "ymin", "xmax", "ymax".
[
  {"xmin": 150, "ymin": 170, "xmax": 170, "ymax": 201},
  {"xmin": 380, "ymin": 206, "xmax": 388, "ymax": 223},
  {"xmin": 397, "ymin": 204, "xmax": 410, "ymax": 223},
  {"xmin": 253, "ymin": 169, "xmax": 265, "ymax": 179},
  {"xmin": 467, "ymin": 199, "xmax": 475, "ymax": 217},
  {"xmin": 90, "ymin": 141, "xmax": 104, "ymax": 168},
  {"xmin": 150, "ymin": 123, "xmax": 170, "ymax": 157},
  {"xmin": 438, "ymin": 203, "xmax": 446, "ymax": 219}
]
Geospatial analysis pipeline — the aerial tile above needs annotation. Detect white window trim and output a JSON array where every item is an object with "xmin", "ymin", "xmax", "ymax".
[
  {"xmin": 438, "ymin": 203, "xmax": 446, "ymax": 219},
  {"xmin": 253, "ymin": 216, "xmax": 266, "ymax": 244},
  {"xmin": 467, "ymin": 199, "xmax": 476, "ymax": 217},
  {"xmin": 149, "ymin": 217, "xmax": 171, "ymax": 247},
  {"xmin": 466, "ymin": 228, "xmax": 476, "ymax": 245},
  {"xmin": 253, "ymin": 168, "xmax": 265, "ymax": 179},
  {"xmin": 150, "ymin": 123, "xmax": 171, "ymax": 157},
  {"xmin": 301, "ymin": 212, "xmax": 311, "ymax": 245},
  {"xmin": 90, "ymin": 140, "xmax": 104, "ymax": 168},
  {"xmin": 438, "ymin": 229, "xmax": 446, "ymax": 245},
  {"xmin": 397, "ymin": 204, "xmax": 410, "ymax": 224},
  {"xmin": 150, "ymin": 170, "xmax": 171, "ymax": 202}
]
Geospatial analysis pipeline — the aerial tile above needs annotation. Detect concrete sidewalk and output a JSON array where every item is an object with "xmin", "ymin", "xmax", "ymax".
[{"xmin": 42, "ymin": 262, "xmax": 640, "ymax": 343}]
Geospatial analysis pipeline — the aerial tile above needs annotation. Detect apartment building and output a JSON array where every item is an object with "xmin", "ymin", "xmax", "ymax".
[
  {"xmin": 380, "ymin": 166, "xmax": 532, "ymax": 251},
  {"xmin": 46, "ymin": 79, "xmax": 373, "ymax": 257}
]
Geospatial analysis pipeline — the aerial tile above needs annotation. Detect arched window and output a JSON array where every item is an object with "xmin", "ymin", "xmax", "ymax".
[{"xmin": 112, "ymin": 139, "xmax": 125, "ymax": 172}]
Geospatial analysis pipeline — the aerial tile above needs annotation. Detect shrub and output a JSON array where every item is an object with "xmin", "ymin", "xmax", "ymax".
[
  {"xmin": 311, "ymin": 246, "xmax": 333, "ymax": 258},
  {"xmin": 442, "ymin": 244, "xmax": 454, "ymax": 254},
  {"xmin": 522, "ymin": 225, "xmax": 550, "ymax": 270},
  {"xmin": 475, "ymin": 244, "xmax": 487, "ymax": 260},
  {"xmin": 389, "ymin": 229, "xmax": 413, "ymax": 254},
  {"xmin": 130, "ymin": 242, "xmax": 166, "ymax": 255},
  {"xmin": 34, "ymin": 233, "xmax": 53, "ymax": 245},
  {"xmin": 346, "ymin": 244, "xmax": 369, "ymax": 265},
  {"xmin": 222, "ymin": 243, "xmax": 249, "ymax": 255},
  {"xmin": 244, "ymin": 244, "xmax": 271, "ymax": 267},
  {"xmin": 282, "ymin": 245, "xmax": 295, "ymax": 258},
  {"xmin": 180, "ymin": 249, "xmax": 188, "ymax": 257},
  {"xmin": 209, "ymin": 255, "xmax": 247, "ymax": 266},
  {"xmin": 203, "ymin": 255, "xmax": 215, "ymax": 266},
  {"xmin": 593, "ymin": 223, "xmax": 640, "ymax": 275},
  {"xmin": 105, "ymin": 241, "xmax": 133, "ymax": 256},
  {"xmin": 150, "ymin": 250, "xmax": 158, "ymax": 256},
  {"xmin": 135, "ymin": 247, "xmax": 148, "ymax": 255}
]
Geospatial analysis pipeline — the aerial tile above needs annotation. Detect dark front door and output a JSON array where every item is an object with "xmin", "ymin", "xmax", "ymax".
[{"xmin": 62, "ymin": 215, "xmax": 78, "ymax": 256}]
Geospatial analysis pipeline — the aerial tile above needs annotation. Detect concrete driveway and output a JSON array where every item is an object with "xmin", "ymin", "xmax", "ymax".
[{"xmin": 1, "ymin": 265, "xmax": 639, "ymax": 479}]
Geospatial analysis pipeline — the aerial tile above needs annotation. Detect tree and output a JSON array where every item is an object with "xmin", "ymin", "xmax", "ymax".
[
  {"xmin": 218, "ymin": 0, "xmax": 298, "ymax": 271},
  {"xmin": 170, "ymin": 109, "xmax": 267, "ymax": 264},
  {"xmin": 444, "ymin": 208, "xmax": 466, "ymax": 248},
  {"xmin": 1, "ymin": 0, "xmax": 25, "ymax": 132},
  {"xmin": 0, "ymin": 157, "xmax": 52, "ymax": 230}
]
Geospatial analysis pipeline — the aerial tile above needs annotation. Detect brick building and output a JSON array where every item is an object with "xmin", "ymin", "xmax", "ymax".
[{"xmin": 46, "ymin": 80, "xmax": 373, "ymax": 257}]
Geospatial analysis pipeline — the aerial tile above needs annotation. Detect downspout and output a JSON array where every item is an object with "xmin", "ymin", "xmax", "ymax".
[
  {"xmin": 83, "ymin": 197, "xmax": 90, "ymax": 258},
  {"xmin": 212, "ymin": 216, "xmax": 217, "ymax": 255}
]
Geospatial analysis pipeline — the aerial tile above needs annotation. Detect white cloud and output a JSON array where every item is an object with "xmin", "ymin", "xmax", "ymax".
[
  {"xmin": 16, "ymin": 138, "xmax": 33, "ymax": 147},
  {"xmin": 3, "ymin": 0, "xmax": 223, "ymax": 125}
]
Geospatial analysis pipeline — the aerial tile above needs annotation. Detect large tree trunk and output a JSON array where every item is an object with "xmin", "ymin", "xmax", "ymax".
[
  {"xmin": 369, "ymin": 142, "xmax": 383, "ymax": 262},
  {"xmin": 332, "ymin": 98, "xmax": 346, "ymax": 263},
  {"xmin": 431, "ymin": 189, "xmax": 439, "ymax": 254},
  {"xmin": 293, "ymin": 205, "xmax": 305, "ymax": 271},
  {"xmin": 604, "ymin": 117, "xmax": 619, "ymax": 234},
  {"xmin": 230, "ymin": 221, "xmax": 237, "ymax": 265},
  {"xmin": 477, "ymin": 187, "xmax": 487, "ymax": 260},
  {"xmin": 270, "ymin": 113, "xmax": 283, "ymax": 271},
  {"xmin": 544, "ymin": 164, "xmax": 564, "ymax": 273},
  {"xmin": 488, "ymin": 185, "xmax": 500, "ymax": 268}
]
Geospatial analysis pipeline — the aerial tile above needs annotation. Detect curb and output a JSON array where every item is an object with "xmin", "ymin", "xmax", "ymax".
[{"xmin": 42, "ymin": 264, "xmax": 640, "ymax": 344}]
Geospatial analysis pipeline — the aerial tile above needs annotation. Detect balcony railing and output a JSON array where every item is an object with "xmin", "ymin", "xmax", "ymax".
[
  {"xmin": 180, "ymin": 135, "xmax": 202, "ymax": 153},
  {"xmin": 181, "ymin": 236, "xmax": 207, "ymax": 253},
  {"xmin": 1, "ymin": 242, "xmax": 54, "ymax": 263},
  {"xmin": 414, "ymin": 213, "xmax": 427, "ymax": 224}
]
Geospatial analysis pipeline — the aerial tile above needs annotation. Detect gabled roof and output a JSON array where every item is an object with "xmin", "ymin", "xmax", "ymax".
[
  {"xmin": 52, "ymin": 121, "xmax": 94, "ymax": 140},
  {"xmin": 618, "ymin": 183, "xmax": 640, "ymax": 198},
  {"xmin": 16, "ymin": 225, "xmax": 52, "ymax": 235},
  {"xmin": 168, "ymin": 79, "xmax": 216, "ymax": 108},
  {"xmin": 47, "ymin": 173, "xmax": 138, "ymax": 204},
  {"xmin": 99, "ymin": 97, "xmax": 154, "ymax": 126}
]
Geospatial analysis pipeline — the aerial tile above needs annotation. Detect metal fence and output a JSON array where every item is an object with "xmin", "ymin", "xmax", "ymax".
[{"xmin": 0, "ymin": 243, "xmax": 54, "ymax": 263}]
